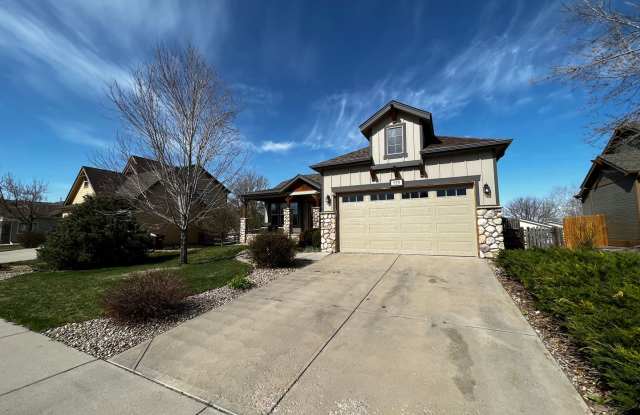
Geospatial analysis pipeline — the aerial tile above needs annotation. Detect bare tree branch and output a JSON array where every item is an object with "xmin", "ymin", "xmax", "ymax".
[
  {"xmin": 108, "ymin": 44, "xmax": 243, "ymax": 264},
  {"xmin": 0, "ymin": 173, "xmax": 49, "ymax": 232}
]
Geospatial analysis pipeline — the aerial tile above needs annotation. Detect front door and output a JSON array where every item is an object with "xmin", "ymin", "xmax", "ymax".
[{"xmin": 0, "ymin": 222, "xmax": 11, "ymax": 244}]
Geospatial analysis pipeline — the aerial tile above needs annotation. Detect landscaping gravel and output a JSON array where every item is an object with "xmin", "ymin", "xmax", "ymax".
[
  {"xmin": 0, "ymin": 265, "xmax": 33, "ymax": 281},
  {"xmin": 44, "ymin": 267, "xmax": 294, "ymax": 359},
  {"xmin": 493, "ymin": 266, "xmax": 613, "ymax": 415}
]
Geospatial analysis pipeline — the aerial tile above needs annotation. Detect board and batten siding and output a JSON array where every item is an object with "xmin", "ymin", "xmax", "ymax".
[
  {"xmin": 582, "ymin": 169, "xmax": 640, "ymax": 245},
  {"xmin": 370, "ymin": 113, "xmax": 423, "ymax": 165},
  {"xmin": 322, "ymin": 150, "xmax": 499, "ymax": 211}
]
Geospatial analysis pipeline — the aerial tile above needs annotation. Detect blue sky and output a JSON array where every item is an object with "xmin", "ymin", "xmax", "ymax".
[{"xmin": 0, "ymin": 0, "xmax": 604, "ymax": 202}]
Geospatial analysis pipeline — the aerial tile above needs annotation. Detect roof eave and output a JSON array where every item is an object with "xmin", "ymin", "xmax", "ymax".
[
  {"xmin": 420, "ymin": 140, "xmax": 512, "ymax": 159},
  {"xmin": 310, "ymin": 158, "xmax": 372, "ymax": 173},
  {"xmin": 358, "ymin": 101, "xmax": 432, "ymax": 137}
]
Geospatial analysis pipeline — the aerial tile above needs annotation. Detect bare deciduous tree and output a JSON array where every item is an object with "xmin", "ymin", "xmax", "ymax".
[
  {"xmin": 555, "ymin": 0, "xmax": 640, "ymax": 140},
  {"xmin": 231, "ymin": 170, "xmax": 269, "ymax": 229},
  {"xmin": 548, "ymin": 185, "xmax": 583, "ymax": 218},
  {"xmin": 109, "ymin": 45, "xmax": 241, "ymax": 264},
  {"xmin": 0, "ymin": 173, "xmax": 48, "ymax": 232},
  {"xmin": 504, "ymin": 196, "xmax": 559, "ymax": 223}
]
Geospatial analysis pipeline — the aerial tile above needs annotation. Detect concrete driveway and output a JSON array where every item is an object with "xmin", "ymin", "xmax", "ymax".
[
  {"xmin": 112, "ymin": 254, "xmax": 589, "ymax": 415},
  {"xmin": 0, "ymin": 248, "xmax": 37, "ymax": 264}
]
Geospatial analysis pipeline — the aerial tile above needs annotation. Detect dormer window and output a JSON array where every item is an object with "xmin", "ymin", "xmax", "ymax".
[{"xmin": 384, "ymin": 123, "xmax": 406, "ymax": 159}]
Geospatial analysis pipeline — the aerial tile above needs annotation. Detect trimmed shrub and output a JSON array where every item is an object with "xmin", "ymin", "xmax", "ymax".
[
  {"xmin": 16, "ymin": 231, "xmax": 46, "ymax": 248},
  {"xmin": 249, "ymin": 231, "xmax": 296, "ymax": 267},
  {"xmin": 496, "ymin": 248, "xmax": 640, "ymax": 412},
  {"xmin": 38, "ymin": 196, "xmax": 151, "ymax": 270},
  {"xmin": 228, "ymin": 275, "xmax": 254, "ymax": 290},
  {"xmin": 101, "ymin": 270, "xmax": 191, "ymax": 322}
]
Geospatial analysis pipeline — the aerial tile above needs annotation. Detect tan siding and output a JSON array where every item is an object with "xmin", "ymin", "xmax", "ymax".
[
  {"xmin": 322, "ymin": 150, "xmax": 499, "ymax": 210},
  {"xmin": 582, "ymin": 170, "xmax": 640, "ymax": 245},
  {"xmin": 370, "ymin": 113, "xmax": 423, "ymax": 165},
  {"xmin": 71, "ymin": 179, "xmax": 95, "ymax": 204}
]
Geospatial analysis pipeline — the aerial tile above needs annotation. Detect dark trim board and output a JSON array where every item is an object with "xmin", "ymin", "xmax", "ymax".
[
  {"xmin": 331, "ymin": 175, "xmax": 481, "ymax": 194},
  {"xmin": 370, "ymin": 160, "xmax": 422, "ymax": 171}
]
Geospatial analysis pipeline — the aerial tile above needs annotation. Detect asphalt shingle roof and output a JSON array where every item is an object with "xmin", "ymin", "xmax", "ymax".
[{"xmin": 310, "ymin": 136, "xmax": 511, "ymax": 170}]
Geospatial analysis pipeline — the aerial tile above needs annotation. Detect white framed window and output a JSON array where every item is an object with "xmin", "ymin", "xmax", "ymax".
[
  {"xmin": 436, "ymin": 188, "xmax": 467, "ymax": 197},
  {"xmin": 342, "ymin": 194, "xmax": 363, "ymax": 203},
  {"xmin": 370, "ymin": 192, "xmax": 395, "ymax": 201},
  {"xmin": 82, "ymin": 180, "xmax": 89, "ymax": 189},
  {"xmin": 385, "ymin": 124, "xmax": 405, "ymax": 158},
  {"xmin": 402, "ymin": 190, "xmax": 428, "ymax": 199}
]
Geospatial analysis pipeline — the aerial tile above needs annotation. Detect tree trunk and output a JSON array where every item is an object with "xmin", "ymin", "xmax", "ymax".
[{"xmin": 180, "ymin": 227, "xmax": 188, "ymax": 265}]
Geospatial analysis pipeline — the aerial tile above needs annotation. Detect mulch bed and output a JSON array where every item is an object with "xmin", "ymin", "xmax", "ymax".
[{"xmin": 493, "ymin": 266, "xmax": 613, "ymax": 415}]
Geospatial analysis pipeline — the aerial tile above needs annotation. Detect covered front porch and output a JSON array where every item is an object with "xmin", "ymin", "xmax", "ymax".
[{"xmin": 240, "ymin": 174, "xmax": 322, "ymax": 243}]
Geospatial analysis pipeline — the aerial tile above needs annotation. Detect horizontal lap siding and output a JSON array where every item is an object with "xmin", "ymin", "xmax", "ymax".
[{"xmin": 582, "ymin": 171, "xmax": 640, "ymax": 245}]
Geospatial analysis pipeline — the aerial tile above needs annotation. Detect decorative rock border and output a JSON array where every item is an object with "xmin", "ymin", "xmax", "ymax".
[
  {"xmin": 320, "ymin": 211, "xmax": 336, "ymax": 253},
  {"xmin": 477, "ymin": 207, "xmax": 504, "ymax": 258}
]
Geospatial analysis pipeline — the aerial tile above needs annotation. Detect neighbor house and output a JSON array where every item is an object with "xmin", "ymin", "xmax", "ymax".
[
  {"xmin": 517, "ymin": 219, "xmax": 563, "ymax": 230},
  {"xmin": 0, "ymin": 201, "xmax": 61, "ymax": 244},
  {"xmin": 64, "ymin": 156, "xmax": 229, "ymax": 246},
  {"xmin": 576, "ymin": 124, "xmax": 640, "ymax": 246},
  {"xmin": 241, "ymin": 100, "xmax": 511, "ymax": 258}
]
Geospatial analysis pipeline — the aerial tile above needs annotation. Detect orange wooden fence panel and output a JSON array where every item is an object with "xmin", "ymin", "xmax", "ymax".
[{"xmin": 563, "ymin": 214, "xmax": 608, "ymax": 249}]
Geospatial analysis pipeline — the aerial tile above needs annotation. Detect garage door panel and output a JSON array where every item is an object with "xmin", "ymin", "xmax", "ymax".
[
  {"xmin": 369, "ymin": 223, "xmax": 399, "ymax": 234},
  {"xmin": 369, "ymin": 207, "xmax": 396, "ymax": 217},
  {"xmin": 400, "ymin": 206, "xmax": 435, "ymax": 217},
  {"xmin": 339, "ymin": 188, "xmax": 477, "ymax": 257},
  {"xmin": 399, "ymin": 223, "xmax": 436, "ymax": 233},
  {"xmin": 436, "ymin": 223, "xmax": 473, "ymax": 233}
]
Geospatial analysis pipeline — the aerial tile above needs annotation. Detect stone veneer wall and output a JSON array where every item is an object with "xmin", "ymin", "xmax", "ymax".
[
  {"xmin": 320, "ymin": 211, "xmax": 336, "ymax": 253},
  {"xmin": 282, "ymin": 207, "xmax": 291, "ymax": 237},
  {"xmin": 477, "ymin": 207, "xmax": 504, "ymax": 259},
  {"xmin": 312, "ymin": 207, "xmax": 320, "ymax": 229}
]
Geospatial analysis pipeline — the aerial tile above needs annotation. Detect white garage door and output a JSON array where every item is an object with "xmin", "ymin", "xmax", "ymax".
[{"xmin": 338, "ymin": 186, "xmax": 477, "ymax": 256}]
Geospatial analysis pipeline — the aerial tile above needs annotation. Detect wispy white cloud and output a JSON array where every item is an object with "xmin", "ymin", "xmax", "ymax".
[
  {"xmin": 301, "ymin": 2, "xmax": 567, "ymax": 152},
  {"xmin": 42, "ymin": 118, "xmax": 109, "ymax": 148},
  {"xmin": 259, "ymin": 140, "xmax": 295, "ymax": 152},
  {"xmin": 0, "ymin": 0, "xmax": 229, "ymax": 98}
]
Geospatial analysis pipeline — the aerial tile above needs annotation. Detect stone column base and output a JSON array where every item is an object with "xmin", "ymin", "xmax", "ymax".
[
  {"xmin": 320, "ymin": 211, "xmax": 336, "ymax": 253},
  {"xmin": 239, "ymin": 217, "xmax": 247, "ymax": 244},
  {"xmin": 312, "ymin": 206, "xmax": 320, "ymax": 229},
  {"xmin": 283, "ymin": 207, "xmax": 291, "ymax": 237},
  {"xmin": 477, "ymin": 207, "xmax": 504, "ymax": 259}
]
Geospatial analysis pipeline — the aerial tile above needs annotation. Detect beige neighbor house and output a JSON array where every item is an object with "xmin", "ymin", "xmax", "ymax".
[
  {"xmin": 241, "ymin": 100, "xmax": 512, "ymax": 258},
  {"xmin": 64, "ymin": 156, "xmax": 229, "ymax": 246},
  {"xmin": 576, "ymin": 124, "xmax": 640, "ymax": 246}
]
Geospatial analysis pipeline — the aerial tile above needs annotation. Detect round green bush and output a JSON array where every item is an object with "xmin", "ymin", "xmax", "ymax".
[
  {"xmin": 249, "ymin": 231, "xmax": 296, "ymax": 267},
  {"xmin": 38, "ymin": 196, "xmax": 151, "ymax": 269}
]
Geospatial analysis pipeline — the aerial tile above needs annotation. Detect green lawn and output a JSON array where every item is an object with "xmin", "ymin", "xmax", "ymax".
[
  {"xmin": 0, "ymin": 244, "xmax": 24, "ymax": 252},
  {"xmin": 0, "ymin": 245, "xmax": 249, "ymax": 332},
  {"xmin": 496, "ymin": 248, "xmax": 640, "ymax": 413}
]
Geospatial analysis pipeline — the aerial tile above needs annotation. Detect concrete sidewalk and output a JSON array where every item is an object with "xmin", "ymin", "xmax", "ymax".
[
  {"xmin": 0, "ymin": 319, "xmax": 219, "ymax": 415},
  {"xmin": 0, "ymin": 248, "xmax": 37, "ymax": 264}
]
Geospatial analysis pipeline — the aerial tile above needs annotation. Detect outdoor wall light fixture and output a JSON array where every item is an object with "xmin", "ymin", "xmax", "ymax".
[
  {"xmin": 483, "ymin": 183, "xmax": 491, "ymax": 195},
  {"xmin": 326, "ymin": 195, "xmax": 332, "ymax": 206}
]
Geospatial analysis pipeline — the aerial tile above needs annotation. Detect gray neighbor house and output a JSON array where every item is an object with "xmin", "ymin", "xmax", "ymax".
[
  {"xmin": 576, "ymin": 125, "xmax": 640, "ymax": 246},
  {"xmin": 241, "ymin": 100, "xmax": 512, "ymax": 258}
]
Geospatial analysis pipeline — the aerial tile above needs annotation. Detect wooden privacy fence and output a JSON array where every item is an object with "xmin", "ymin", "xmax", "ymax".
[
  {"xmin": 525, "ymin": 227, "xmax": 564, "ymax": 249},
  {"xmin": 503, "ymin": 217, "xmax": 564, "ymax": 249},
  {"xmin": 563, "ymin": 214, "xmax": 608, "ymax": 249}
]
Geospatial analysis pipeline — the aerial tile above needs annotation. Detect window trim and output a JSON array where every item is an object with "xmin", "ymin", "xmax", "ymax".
[
  {"xmin": 384, "ymin": 123, "xmax": 407, "ymax": 160},
  {"xmin": 370, "ymin": 192, "xmax": 395, "ymax": 201}
]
